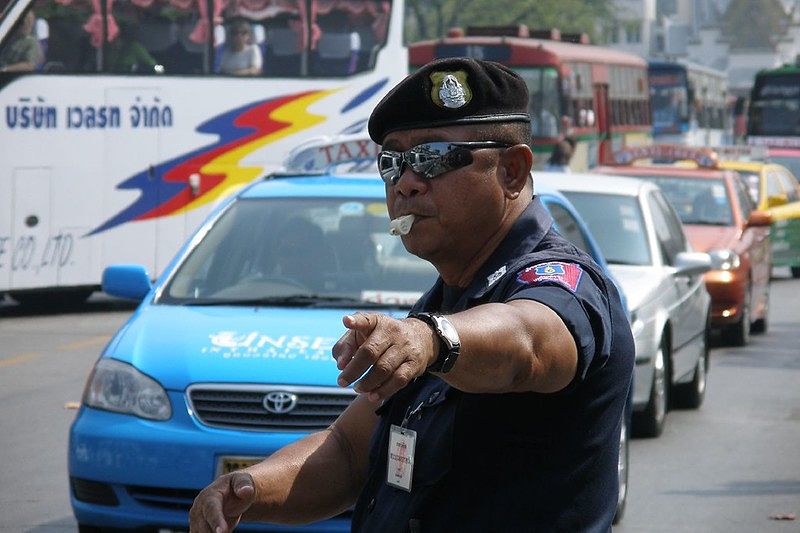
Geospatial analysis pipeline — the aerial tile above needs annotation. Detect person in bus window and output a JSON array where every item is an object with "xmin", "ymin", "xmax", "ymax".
[
  {"xmin": 530, "ymin": 91, "xmax": 558, "ymax": 137},
  {"xmin": 0, "ymin": 11, "xmax": 42, "ymax": 73},
  {"xmin": 106, "ymin": 21, "xmax": 159, "ymax": 74},
  {"xmin": 544, "ymin": 138, "xmax": 574, "ymax": 172},
  {"xmin": 219, "ymin": 19, "xmax": 262, "ymax": 76}
]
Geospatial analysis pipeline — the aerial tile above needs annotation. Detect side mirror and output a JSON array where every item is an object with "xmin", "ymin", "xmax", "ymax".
[
  {"xmin": 746, "ymin": 210, "xmax": 772, "ymax": 227},
  {"xmin": 102, "ymin": 264, "xmax": 152, "ymax": 301},
  {"xmin": 766, "ymin": 194, "xmax": 788, "ymax": 208},
  {"xmin": 673, "ymin": 251, "xmax": 712, "ymax": 277}
]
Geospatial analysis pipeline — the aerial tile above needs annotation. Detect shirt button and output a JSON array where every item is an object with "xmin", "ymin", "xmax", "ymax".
[{"xmin": 367, "ymin": 497, "xmax": 376, "ymax": 512}]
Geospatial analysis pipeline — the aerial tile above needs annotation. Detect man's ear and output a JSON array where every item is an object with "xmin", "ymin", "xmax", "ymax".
[{"xmin": 499, "ymin": 144, "xmax": 533, "ymax": 197}]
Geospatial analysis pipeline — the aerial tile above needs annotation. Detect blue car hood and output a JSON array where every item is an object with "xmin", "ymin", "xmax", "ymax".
[{"xmin": 107, "ymin": 304, "xmax": 407, "ymax": 391}]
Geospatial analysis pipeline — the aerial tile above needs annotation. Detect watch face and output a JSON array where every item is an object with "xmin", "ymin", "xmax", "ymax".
[{"xmin": 437, "ymin": 317, "xmax": 459, "ymax": 344}]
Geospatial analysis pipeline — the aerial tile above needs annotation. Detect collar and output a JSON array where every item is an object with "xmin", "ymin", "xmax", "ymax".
[{"xmin": 413, "ymin": 197, "xmax": 553, "ymax": 312}]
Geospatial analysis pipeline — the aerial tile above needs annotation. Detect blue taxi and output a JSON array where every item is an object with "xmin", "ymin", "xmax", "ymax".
[{"xmin": 68, "ymin": 138, "xmax": 627, "ymax": 531}]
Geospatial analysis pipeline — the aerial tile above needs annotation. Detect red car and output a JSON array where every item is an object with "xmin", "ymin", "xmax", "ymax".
[{"xmin": 595, "ymin": 145, "xmax": 772, "ymax": 346}]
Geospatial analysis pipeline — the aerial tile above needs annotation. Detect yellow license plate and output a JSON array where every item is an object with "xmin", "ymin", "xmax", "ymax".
[{"xmin": 217, "ymin": 456, "xmax": 264, "ymax": 477}]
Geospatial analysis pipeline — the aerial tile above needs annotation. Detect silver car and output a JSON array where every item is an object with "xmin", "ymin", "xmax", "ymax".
[{"xmin": 535, "ymin": 172, "xmax": 712, "ymax": 438}]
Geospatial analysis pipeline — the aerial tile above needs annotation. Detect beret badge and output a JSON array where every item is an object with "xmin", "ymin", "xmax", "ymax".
[{"xmin": 430, "ymin": 70, "xmax": 472, "ymax": 109}]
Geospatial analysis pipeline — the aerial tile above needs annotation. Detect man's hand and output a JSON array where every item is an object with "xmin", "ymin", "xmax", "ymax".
[
  {"xmin": 332, "ymin": 313, "xmax": 438, "ymax": 402},
  {"xmin": 189, "ymin": 472, "xmax": 256, "ymax": 533}
]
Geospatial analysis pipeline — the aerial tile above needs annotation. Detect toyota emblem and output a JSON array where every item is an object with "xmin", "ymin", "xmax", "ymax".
[{"xmin": 263, "ymin": 391, "xmax": 298, "ymax": 414}]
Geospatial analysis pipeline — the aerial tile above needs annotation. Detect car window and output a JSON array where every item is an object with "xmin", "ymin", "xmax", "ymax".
[
  {"xmin": 562, "ymin": 192, "xmax": 651, "ymax": 266},
  {"xmin": 160, "ymin": 197, "xmax": 438, "ymax": 305},
  {"xmin": 647, "ymin": 190, "xmax": 688, "ymax": 265},
  {"xmin": 769, "ymin": 156, "xmax": 800, "ymax": 183},
  {"xmin": 542, "ymin": 200, "xmax": 591, "ymax": 254},
  {"xmin": 777, "ymin": 170, "xmax": 800, "ymax": 202},
  {"xmin": 739, "ymin": 171, "xmax": 762, "ymax": 204},
  {"xmin": 766, "ymin": 172, "xmax": 783, "ymax": 198},
  {"xmin": 638, "ymin": 175, "xmax": 732, "ymax": 226}
]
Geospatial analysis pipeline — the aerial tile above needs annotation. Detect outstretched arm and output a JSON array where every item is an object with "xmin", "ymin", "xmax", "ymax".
[
  {"xmin": 189, "ymin": 394, "xmax": 378, "ymax": 532},
  {"xmin": 334, "ymin": 299, "xmax": 578, "ymax": 401}
]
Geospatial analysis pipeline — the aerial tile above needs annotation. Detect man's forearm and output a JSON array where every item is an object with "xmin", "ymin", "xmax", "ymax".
[
  {"xmin": 435, "ymin": 300, "xmax": 578, "ymax": 394},
  {"xmin": 241, "ymin": 395, "xmax": 376, "ymax": 525},
  {"xmin": 240, "ymin": 428, "xmax": 360, "ymax": 524}
]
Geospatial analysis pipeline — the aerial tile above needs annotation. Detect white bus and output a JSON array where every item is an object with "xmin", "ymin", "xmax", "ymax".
[
  {"xmin": 648, "ymin": 59, "xmax": 732, "ymax": 147},
  {"xmin": 0, "ymin": 0, "xmax": 404, "ymax": 304}
]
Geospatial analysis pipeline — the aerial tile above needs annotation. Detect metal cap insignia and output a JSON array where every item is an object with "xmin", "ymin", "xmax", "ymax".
[{"xmin": 430, "ymin": 70, "xmax": 472, "ymax": 109}]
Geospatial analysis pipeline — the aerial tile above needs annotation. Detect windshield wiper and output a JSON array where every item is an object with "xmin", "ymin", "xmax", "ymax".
[
  {"xmin": 684, "ymin": 219, "xmax": 726, "ymax": 226},
  {"xmin": 608, "ymin": 260, "xmax": 646, "ymax": 266},
  {"xmin": 183, "ymin": 294, "xmax": 409, "ymax": 308}
]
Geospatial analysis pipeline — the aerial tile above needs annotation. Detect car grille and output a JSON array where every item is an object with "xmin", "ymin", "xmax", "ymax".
[{"xmin": 187, "ymin": 384, "xmax": 357, "ymax": 431}]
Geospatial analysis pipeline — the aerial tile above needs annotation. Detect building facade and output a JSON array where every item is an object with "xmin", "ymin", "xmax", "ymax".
[{"xmin": 605, "ymin": 0, "xmax": 800, "ymax": 96}]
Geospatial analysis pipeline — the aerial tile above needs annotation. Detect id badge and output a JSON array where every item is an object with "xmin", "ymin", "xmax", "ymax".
[{"xmin": 387, "ymin": 424, "xmax": 417, "ymax": 492}]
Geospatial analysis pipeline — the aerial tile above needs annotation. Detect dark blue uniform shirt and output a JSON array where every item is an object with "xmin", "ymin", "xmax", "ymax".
[{"xmin": 351, "ymin": 197, "xmax": 635, "ymax": 532}]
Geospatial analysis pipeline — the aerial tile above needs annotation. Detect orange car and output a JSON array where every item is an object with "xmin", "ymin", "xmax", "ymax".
[{"xmin": 595, "ymin": 145, "xmax": 772, "ymax": 346}]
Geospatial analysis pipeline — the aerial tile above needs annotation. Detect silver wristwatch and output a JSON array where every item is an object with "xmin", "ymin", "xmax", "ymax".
[{"xmin": 410, "ymin": 312, "xmax": 461, "ymax": 373}]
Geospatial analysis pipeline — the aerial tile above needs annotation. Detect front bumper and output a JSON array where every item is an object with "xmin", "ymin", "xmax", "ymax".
[
  {"xmin": 68, "ymin": 391, "xmax": 350, "ymax": 531},
  {"xmin": 703, "ymin": 270, "xmax": 746, "ymax": 327}
]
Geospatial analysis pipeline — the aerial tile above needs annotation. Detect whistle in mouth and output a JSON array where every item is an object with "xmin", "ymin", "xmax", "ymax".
[{"xmin": 389, "ymin": 214, "xmax": 416, "ymax": 236}]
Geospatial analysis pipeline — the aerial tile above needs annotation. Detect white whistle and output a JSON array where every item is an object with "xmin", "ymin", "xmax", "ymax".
[{"xmin": 389, "ymin": 214, "xmax": 416, "ymax": 236}]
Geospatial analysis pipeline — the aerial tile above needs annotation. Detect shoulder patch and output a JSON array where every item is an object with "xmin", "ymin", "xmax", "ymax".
[{"xmin": 517, "ymin": 262, "xmax": 583, "ymax": 292}]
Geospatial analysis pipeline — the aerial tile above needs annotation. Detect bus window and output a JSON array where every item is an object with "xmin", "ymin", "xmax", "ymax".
[
  {"xmin": 518, "ymin": 66, "xmax": 560, "ymax": 137},
  {"xmin": 310, "ymin": 0, "xmax": 389, "ymax": 77},
  {"xmin": 106, "ymin": 0, "xmax": 169, "ymax": 75},
  {"xmin": 749, "ymin": 72, "xmax": 800, "ymax": 137},
  {"xmin": 0, "ymin": 1, "xmax": 95, "ymax": 73}
]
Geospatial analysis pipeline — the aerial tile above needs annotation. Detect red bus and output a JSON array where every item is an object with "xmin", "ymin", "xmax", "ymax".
[{"xmin": 409, "ymin": 25, "xmax": 652, "ymax": 170}]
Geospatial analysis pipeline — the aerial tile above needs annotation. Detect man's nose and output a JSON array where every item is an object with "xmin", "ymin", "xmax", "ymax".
[{"xmin": 392, "ymin": 166, "xmax": 430, "ymax": 197}]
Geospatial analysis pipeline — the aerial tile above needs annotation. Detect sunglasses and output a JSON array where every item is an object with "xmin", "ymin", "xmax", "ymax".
[{"xmin": 377, "ymin": 141, "xmax": 511, "ymax": 185}]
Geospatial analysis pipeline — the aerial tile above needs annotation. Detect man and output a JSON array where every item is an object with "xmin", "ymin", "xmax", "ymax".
[
  {"xmin": 544, "ymin": 138, "xmax": 575, "ymax": 172},
  {"xmin": 189, "ymin": 57, "xmax": 634, "ymax": 532}
]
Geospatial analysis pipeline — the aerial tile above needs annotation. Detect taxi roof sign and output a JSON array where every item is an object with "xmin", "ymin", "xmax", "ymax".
[
  {"xmin": 705, "ymin": 145, "xmax": 769, "ymax": 162},
  {"xmin": 612, "ymin": 144, "xmax": 719, "ymax": 168},
  {"xmin": 283, "ymin": 134, "xmax": 380, "ymax": 175}
]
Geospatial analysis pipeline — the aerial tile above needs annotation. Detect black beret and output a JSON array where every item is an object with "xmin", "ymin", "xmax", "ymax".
[{"xmin": 368, "ymin": 57, "xmax": 531, "ymax": 144}]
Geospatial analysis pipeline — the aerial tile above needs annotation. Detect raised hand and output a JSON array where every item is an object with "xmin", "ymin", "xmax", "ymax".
[{"xmin": 332, "ymin": 313, "xmax": 437, "ymax": 402}]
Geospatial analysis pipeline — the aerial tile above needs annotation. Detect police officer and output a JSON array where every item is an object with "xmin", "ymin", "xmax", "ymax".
[{"xmin": 189, "ymin": 57, "xmax": 635, "ymax": 533}]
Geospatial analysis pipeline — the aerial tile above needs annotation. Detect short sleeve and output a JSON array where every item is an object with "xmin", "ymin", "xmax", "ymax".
[
  {"xmin": 22, "ymin": 39, "xmax": 42, "ymax": 64},
  {"xmin": 506, "ymin": 262, "xmax": 612, "ymax": 383}
]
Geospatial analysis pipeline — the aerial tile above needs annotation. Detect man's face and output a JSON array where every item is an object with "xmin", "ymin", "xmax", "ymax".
[{"xmin": 381, "ymin": 126, "xmax": 508, "ymax": 264}]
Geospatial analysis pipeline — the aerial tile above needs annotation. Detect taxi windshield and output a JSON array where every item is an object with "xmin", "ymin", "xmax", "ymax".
[
  {"xmin": 637, "ymin": 176, "xmax": 733, "ymax": 226},
  {"xmin": 159, "ymin": 197, "xmax": 437, "ymax": 307}
]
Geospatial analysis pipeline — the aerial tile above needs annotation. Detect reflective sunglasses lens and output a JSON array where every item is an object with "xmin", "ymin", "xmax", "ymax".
[
  {"xmin": 378, "ymin": 152, "xmax": 402, "ymax": 183},
  {"xmin": 409, "ymin": 143, "xmax": 472, "ymax": 179},
  {"xmin": 406, "ymin": 146, "xmax": 443, "ymax": 178}
]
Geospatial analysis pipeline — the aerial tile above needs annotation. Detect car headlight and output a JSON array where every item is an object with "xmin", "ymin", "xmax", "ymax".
[
  {"xmin": 83, "ymin": 359, "xmax": 171, "ymax": 421},
  {"xmin": 708, "ymin": 249, "xmax": 741, "ymax": 271}
]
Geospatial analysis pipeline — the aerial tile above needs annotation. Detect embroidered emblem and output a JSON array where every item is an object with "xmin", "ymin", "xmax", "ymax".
[
  {"xmin": 517, "ymin": 262, "xmax": 583, "ymax": 292},
  {"xmin": 486, "ymin": 265, "xmax": 507, "ymax": 287},
  {"xmin": 430, "ymin": 70, "xmax": 472, "ymax": 109}
]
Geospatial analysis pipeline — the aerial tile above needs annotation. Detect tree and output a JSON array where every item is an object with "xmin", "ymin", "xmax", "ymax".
[
  {"xmin": 405, "ymin": 0, "xmax": 616, "ymax": 43},
  {"xmin": 722, "ymin": 0, "xmax": 788, "ymax": 49}
]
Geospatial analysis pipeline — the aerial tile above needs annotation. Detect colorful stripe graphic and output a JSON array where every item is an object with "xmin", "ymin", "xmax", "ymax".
[{"xmin": 88, "ymin": 79, "xmax": 388, "ymax": 236}]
